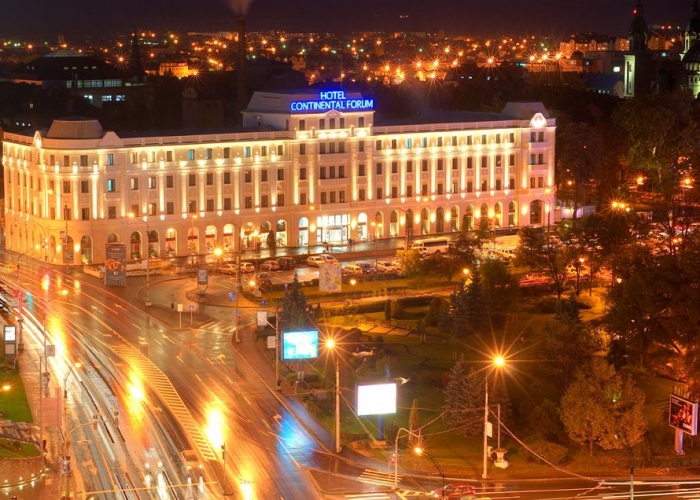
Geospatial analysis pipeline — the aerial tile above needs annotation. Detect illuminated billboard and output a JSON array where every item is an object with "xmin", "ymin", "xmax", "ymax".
[
  {"xmin": 356, "ymin": 383, "xmax": 397, "ymax": 416},
  {"xmin": 290, "ymin": 90, "xmax": 374, "ymax": 113},
  {"xmin": 282, "ymin": 330, "xmax": 319, "ymax": 361},
  {"xmin": 669, "ymin": 394, "xmax": 698, "ymax": 436}
]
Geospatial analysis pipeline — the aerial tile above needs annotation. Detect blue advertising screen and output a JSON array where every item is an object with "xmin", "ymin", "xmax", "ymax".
[{"xmin": 282, "ymin": 330, "xmax": 319, "ymax": 360}]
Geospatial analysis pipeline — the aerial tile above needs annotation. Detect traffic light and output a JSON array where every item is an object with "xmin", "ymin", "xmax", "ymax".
[{"xmin": 63, "ymin": 456, "xmax": 70, "ymax": 474}]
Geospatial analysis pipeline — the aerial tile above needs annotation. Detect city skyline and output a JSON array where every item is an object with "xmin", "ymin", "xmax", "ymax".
[{"xmin": 0, "ymin": 0, "xmax": 694, "ymax": 40}]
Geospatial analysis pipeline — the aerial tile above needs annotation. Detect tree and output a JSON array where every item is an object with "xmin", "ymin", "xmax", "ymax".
[
  {"xmin": 267, "ymin": 230, "xmax": 277, "ymax": 257},
  {"xmin": 443, "ymin": 357, "xmax": 484, "ymax": 436},
  {"xmin": 559, "ymin": 358, "xmax": 647, "ymax": 456},
  {"xmin": 408, "ymin": 399, "xmax": 421, "ymax": 445},
  {"xmin": 479, "ymin": 258, "xmax": 518, "ymax": 311},
  {"xmin": 450, "ymin": 271, "xmax": 490, "ymax": 338},
  {"xmin": 279, "ymin": 273, "xmax": 308, "ymax": 331}
]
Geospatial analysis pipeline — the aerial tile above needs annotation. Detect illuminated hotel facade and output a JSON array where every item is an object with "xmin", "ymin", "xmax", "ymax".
[{"xmin": 2, "ymin": 89, "xmax": 555, "ymax": 265}]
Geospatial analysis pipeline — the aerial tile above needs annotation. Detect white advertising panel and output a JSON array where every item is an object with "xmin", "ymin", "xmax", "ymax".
[{"xmin": 356, "ymin": 382, "xmax": 397, "ymax": 416}]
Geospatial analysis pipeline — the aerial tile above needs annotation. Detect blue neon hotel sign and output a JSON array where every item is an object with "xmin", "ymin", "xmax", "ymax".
[{"xmin": 290, "ymin": 90, "xmax": 374, "ymax": 113}]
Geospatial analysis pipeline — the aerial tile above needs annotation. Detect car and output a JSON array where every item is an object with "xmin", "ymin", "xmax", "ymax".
[
  {"xmin": 319, "ymin": 253, "xmax": 339, "ymax": 264},
  {"xmin": 376, "ymin": 260, "xmax": 399, "ymax": 272},
  {"xmin": 431, "ymin": 483, "xmax": 476, "ymax": 499},
  {"xmin": 218, "ymin": 263, "xmax": 239, "ymax": 276},
  {"xmin": 260, "ymin": 260, "xmax": 281, "ymax": 271},
  {"xmin": 307, "ymin": 255, "xmax": 325, "ymax": 267},
  {"xmin": 254, "ymin": 273, "xmax": 273, "ymax": 287},
  {"xmin": 277, "ymin": 257, "xmax": 296, "ymax": 270},
  {"xmin": 356, "ymin": 262, "xmax": 377, "ymax": 274},
  {"xmin": 342, "ymin": 264, "xmax": 364, "ymax": 276},
  {"xmin": 239, "ymin": 262, "xmax": 256, "ymax": 273}
]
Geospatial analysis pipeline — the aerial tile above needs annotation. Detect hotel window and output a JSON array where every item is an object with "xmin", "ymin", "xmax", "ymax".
[
  {"xmin": 189, "ymin": 174, "xmax": 196, "ymax": 187},
  {"xmin": 130, "ymin": 205, "xmax": 138, "ymax": 217},
  {"xmin": 224, "ymin": 172, "xmax": 231, "ymax": 184},
  {"xmin": 205, "ymin": 148, "xmax": 213, "ymax": 159},
  {"xmin": 509, "ymin": 133, "xmax": 515, "ymax": 142},
  {"xmin": 421, "ymin": 160, "xmax": 428, "ymax": 172},
  {"xmin": 130, "ymin": 153, "xmax": 137, "ymax": 164},
  {"xmin": 509, "ymin": 178, "xmax": 515, "ymax": 189},
  {"xmin": 81, "ymin": 208, "xmax": 90, "ymax": 220},
  {"xmin": 496, "ymin": 156, "xmax": 502, "ymax": 167},
  {"xmin": 452, "ymin": 136, "xmax": 458, "ymax": 146},
  {"xmin": 437, "ymin": 184, "xmax": 444, "ymax": 195},
  {"xmin": 261, "ymin": 146, "xmax": 268, "ymax": 157},
  {"xmin": 407, "ymin": 161, "xmax": 413, "ymax": 173},
  {"xmin": 244, "ymin": 146, "xmax": 251, "ymax": 158},
  {"xmin": 80, "ymin": 180, "xmax": 89, "ymax": 193},
  {"xmin": 407, "ymin": 185, "xmax": 413, "ymax": 197},
  {"xmin": 530, "ymin": 177, "xmax": 536, "ymax": 188},
  {"xmin": 300, "ymin": 193, "xmax": 307, "ymax": 205},
  {"xmin": 338, "ymin": 191, "xmax": 345, "ymax": 203},
  {"xmin": 392, "ymin": 162, "xmax": 398, "ymax": 174},
  {"xmin": 108, "ymin": 206, "xmax": 117, "ymax": 219},
  {"xmin": 481, "ymin": 157, "xmax": 488, "ymax": 169},
  {"xmin": 149, "ymin": 203, "xmax": 157, "ymax": 215},
  {"xmin": 300, "ymin": 144, "xmax": 306, "ymax": 155},
  {"xmin": 437, "ymin": 137, "xmax": 443, "ymax": 147},
  {"xmin": 244, "ymin": 171, "xmax": 252, "ymax": 183},
  {"xmin": 359, "ymin": 164, "xmax": 366, "ymax": 176},
  {"xmin": 261, "ymin": 195, "xmax": 269, "ymax": 208},
  {"xmin": 358, "ymin": 117, "xmax": 364, "ymax": 127},
  {"xmin": 529, "ymin": 154, "xmax": 536, "ymax": 165},
  {"xmin": 406, "ymin": 138, "xmax": 413, "ymax": 149},
  {"xmin": 509, "ymin": 154, "xmax": 515, "ymax": 166},
  {"xmin": 166, "ymin": 151, "xmax": 173, "ymax": 162},
  {"xmin": 420, "ymin": 137, "xmax": 427, "ymax": 147},
  {"xmin": 467, "ymin": 181, "xmax": 473, "ymax": 192},
  {"xmin": 481, "ymin": 180, "xmax": 487, "ymax": 191},
  {"xmin": 277, "ymin": 145, "xmax": 283, "ymax": 156},
  {"xmin": 338, "ymin": 142, "xmax": 345, "ymax": 153},
  {"xmin": 277, "ymin": 194, "xmax": 285, "ymax": 207},
  {"xmin": 277, "ymin": 169, "xmax": 284, "ymax": 181},
  {"xmin": 376, "ymin": 163, "xmax": 383, "ymax": 175},
  {"xmin": 63, "ymin": 180, "xmax": 71, "ymax": 193},
  {"xmin": 538, "ymin": 153, "xmax": 544, "ymax": 164},
  {"xmin": 223, "ymin": 198, "xmax": 232, "ymax": 210},
  {"xmin": 149, "ymin": 177, "xmax": 157, "ymax": 189},
  {"xmin": 107, "ymin": 179, "xmax": 116, "ymax": 192},
  {"xmin": 320, "ymin": 192, "xmax": 327, "ymax": 204},
  {"xmin": 299, "ymin": 119, "xmax": 305, "ymax": 130},
  {"xmin": 188, "ymin": 149, "xmax": 195, "ymax": 161},
  {"xmin": 261, "ymin": 170, "xmax": 268, "ymax": 182},
  {"xmin": 339, "ymin": 165, "xmax": 345, "ymax": 178},
  {"xmin": 329, "ymin": 166, "xmax": 336, "ymax": 178},
  {"xmin": 244, "ymin": 197, "xmax": 252, "ymax": 209},
  {"xmin": 224, "ymin": 147, "xmax": 231, "ymax": 159},
  {"xmin": 340, "ymin": 118, "xmax": 345, "ymax": 128},
  {"xmin": 452, "ymin": 158, "xmax": 458, "ymax": 170},
  {"xmin": 188, "ymin": 200, "xmax": 197, "ymax": 213},
  {"xmin": 391, "ymin": 139, "xmax": 398, "ymax": 149},
  {"xmin": 320, "ymin": 167, "xmax": 327, "ymax": 180},
  {"xmin": 300, "ymin": 167, "xmax": 307, "ymax": 180},
  {"xmin": 496, "ymin": 179, "xmax": 502, "ymax": 190},
  {"xmin": 392, "ymin": 186, "xmax": 398, "ymax": 198},
  {"xmin": 538, "ymin": 177, "xmax": 544, "ymax": 188},
  {"xmin": 467, "ymin": 136, "xmax": 473, "ymax": 145},
  {"xmin": 130, "ymin": 178, "xmax": 139, "ymax": 190},
  {"xmin": 206, "ymin": 199, "xmax": 214, "ymax": 211},
  {"xmin": 359, "ymin": 141, "xmax": 365, "ymax": 152},
  {"xmin": 496, "ymin": 134, "xmax": 501, "ymax": 144},
  {"xmin": 375, "ymin": 140, "xmax": 382, "ymax": 150},
  {"xmin": 376, "ymin": 187, "xmax": 383, "ymax": 199},
  {"xmin": 359, "ymin": 189, "xmax": 366, "ymax": 201},
  {"xmin": 319, "ymin": 119, "xmax": 325, "ymax": 130},
  {"xmin": 538, "ymin": 131, "xmax": 544, "ymax": 142},
  {"xmin": 481, "ymin": 134, "xmax": 487, "ymax": 144},
  {"xmin": 328, "ymin": 143, "xmax": 335, "ymax": 154},
  {"xmin": 166, "ymin": 175, "xmax": 174, "ymax": 188},
  {"xmin": 319, "ymin": 144, "xmax": 326, "ymax": 154},
  {"xmin": 437, "ymin": 159, "xmax": 444, "ymax": 171},
  {"xmin": 330, "ymin": 192, "xmax": 336, "ymax": 203},
  {"xmin": 421, "ymin": 184, "xmax": 428, "ymax": 196},
  {"xmin": 107, "ymin": 154, "xmax": 114, "ymax": 166},
  {"xmin": 64, "ymin": 155, "xmax": 71, "ymax": 167},
  {"xmin": 329, "ymin": 118, "xmax": 335, "ymax": 129},
  {"xmin": 452, "ymin": 182, "xmax": 458, "ymax": 194},
  {"xmin": 166, "ymin": 202, "xmax": 174, "ymax": 214}
]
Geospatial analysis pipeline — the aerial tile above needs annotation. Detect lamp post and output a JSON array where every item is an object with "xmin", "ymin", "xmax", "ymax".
[
  {"xmin": 483, "ymin": 355, "xmax": 505, "ymax": 480},
  {"xmin": 61, "ymin": 361, "xmax": 84, "ymax": 498},
  {"xmin": 128, "ymin": 213, "xmax": 152, "ymax": 307},
  {"xmin": 393, "ymin": 427, "xmax": 422, "ymax": 489},
  {"xmin": 190, "ymin": 214, "xmax": 198, "ymax": 271},
  {"xmin": 415, "ymin": 447, "xmax": 445, "ymax": 498},
  {"xmin": 231, "ymin": 222, "xmax": 242, "ymax": 343},
  {"xmin": 326, "ymin": 338, "xmax": 341, "ymax": 453}
]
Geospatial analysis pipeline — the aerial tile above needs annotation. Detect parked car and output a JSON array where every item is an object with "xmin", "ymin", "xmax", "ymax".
[
  {"xmin": 342, "ymin": 264, "xmax": 364, "ymax": 276},
  {"xmin": 307, "ymin": 255, "xmax": 325, "ymax": 267},
  {"xmin": 431, "ymin": 483, "xmax": 476, "ymax": 499},
  {"xmin": 218, "ymin": 263, "xmax": 239, "ymax": 276},
  {"xmin": 277, "ymin": 256, "xmax": 296, "ymax": 270},
  {"xmin": 356, "ymin": 262, "xmax": 377, "ymax": 274},
  {"xmin": 239, "ymin": 262, "xmax": 256, "ymax": 273},
  {"xmin": 376, "ymin": 261, "xmax": 399, "ymax": 272},
  {"xmin": 255, "ymin": 273, "xmax": 273, "ymax": 287},
  {"xmin": 319, "ymin": 253, "xmax": 339, "ymax": 264},
  {"xmin": 259, "ymin": 260, "xmax": 281, "ymax": 271}
]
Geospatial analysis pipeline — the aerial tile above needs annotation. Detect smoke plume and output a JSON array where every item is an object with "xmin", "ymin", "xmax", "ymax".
[{"xmin": 226, "ymin": 0, "xmax": 253, "ymax": 16}]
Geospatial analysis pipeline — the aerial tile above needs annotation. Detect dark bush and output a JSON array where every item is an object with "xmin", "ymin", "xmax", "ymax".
[{"xmin": 519, "ymin": 440, "xmax": 568, "ymax": 465}]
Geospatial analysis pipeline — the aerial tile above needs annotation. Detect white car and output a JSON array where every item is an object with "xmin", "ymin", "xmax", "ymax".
[
  {"xmin": 376, "ymin": 261, "xmax": 399, "ymax": 272},
  {"xmin": 307, "ymin": 255, "xmax": 325, "ymax": 267},
  {"xmin": 239, "ymin": 262, "xmax": 256, "ymax": 273},
  {"xmin": 260, "ymin": 260, "xmax": 280, "ymax": 271},
  {"xmin": 218, "ymin": 263, "xmax": 238, "ymax": 275}
]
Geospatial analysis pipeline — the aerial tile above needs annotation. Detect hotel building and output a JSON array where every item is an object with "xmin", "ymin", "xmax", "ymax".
[{"xmin": 2, "ymin": 89, "xmax": 555, "ymax": 265}]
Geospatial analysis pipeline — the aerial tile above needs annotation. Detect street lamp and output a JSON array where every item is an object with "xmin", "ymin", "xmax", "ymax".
[
  {"xmin": 128, "ymin": 213, "xmax": 152, "ymax": 307},
  {"xmin": 230, "ymin": 222, "xmax": 243, "ymax": 343},
  {"xmin": 189, "ymin": 214, "xmax": 198, "ymax": 270},
  {"xmin": 61, "ymin": 360, "xmax": 83, "ymax": 498},
  {"xmin": 414, "ymin": 447, "xmax": 445, "ymax": 498},
  {"xmin": 326, "ymin": 338, "xmax": 342, "ymax": 453},
  {"xmin": 483, "ymin": 355, "xmax": 506, "ymax": 479},
  {"xmin": 393, "ymin": 427, "xmax": 422, "ymax": 489}
]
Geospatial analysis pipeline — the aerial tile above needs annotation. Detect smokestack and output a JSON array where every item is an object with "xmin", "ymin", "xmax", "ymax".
[{"xmin": 237, "ymin": 17, "xmax": 247, "ymax": 126}]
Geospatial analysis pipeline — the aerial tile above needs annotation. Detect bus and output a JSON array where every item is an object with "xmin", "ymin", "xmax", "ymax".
[{"xmin": 410, "ymin": 237, "xmax": 451, "ymax": 256}]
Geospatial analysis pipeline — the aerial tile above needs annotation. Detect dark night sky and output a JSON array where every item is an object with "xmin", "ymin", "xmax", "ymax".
[{"xmin": 0, "ymin": 0, "xmax": 694, "ymax": 40}]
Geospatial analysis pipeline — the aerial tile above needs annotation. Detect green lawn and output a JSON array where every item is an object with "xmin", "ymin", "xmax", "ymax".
[
  {"xmin": 0, "ymin": 438, "xmax": 40, "ymax": 458},
  {"xmin": 0, "ymin": 368, "xmax": 34, "ymax": 424}
]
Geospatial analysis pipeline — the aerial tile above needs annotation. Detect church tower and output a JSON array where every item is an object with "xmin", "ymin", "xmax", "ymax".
[
  {"xmin": 683, "ymin": 0, "xmax": 700, "ymax": 59},
  {"xmin": 623, "ymin": 0, "xmax": 652, "ymax": 98}
]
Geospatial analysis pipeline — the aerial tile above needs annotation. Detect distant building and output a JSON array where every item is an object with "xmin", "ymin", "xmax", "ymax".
[{"xmin": 2, "ymin": 90, "xmax": 555, "ymax": 266}]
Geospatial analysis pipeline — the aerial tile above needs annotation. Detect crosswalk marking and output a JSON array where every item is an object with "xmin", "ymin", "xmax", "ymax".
[
  {"xmin": 358, "ymin": 469, "xmax": 398, "ymax": 487},
  {"xmin": 345, "ymin": 493, "xmax": 391, "ymax": 500}
]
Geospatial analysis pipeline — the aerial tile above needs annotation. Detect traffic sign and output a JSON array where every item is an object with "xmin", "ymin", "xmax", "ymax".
[{"xmin": 229, "ymin": 291, "xmax": 236, "ymax": 302}]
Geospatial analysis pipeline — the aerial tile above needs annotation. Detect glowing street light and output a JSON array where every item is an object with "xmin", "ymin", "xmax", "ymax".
[
  {"xmin": 483, "ymin": 355, "xmax": 506, "ymax": 479},
  {"xmin": 326, "ymin": 338, "xmax": 341, "ymax": 453}
]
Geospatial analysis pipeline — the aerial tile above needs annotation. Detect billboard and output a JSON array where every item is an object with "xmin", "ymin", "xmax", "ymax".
[
  {"xmin": 319, "ymin": 262, "xmax": 341, "ymax": 293},
  {"xmin": 356, "ymin": 383, "xmax": 397, "ymax": 416},
  {"xmin": 669, "ymin": 394, "xmax": 698, "ymax": 436},
  {"xmin": 281, "ymin": 330, "xmax": 319, "ymax": 361},
  {"xmin": 104, "ymin": 243, "xmax": 127, "ymax": 286}
]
